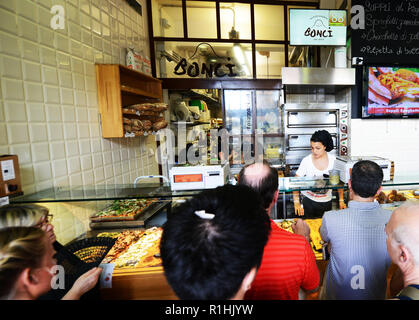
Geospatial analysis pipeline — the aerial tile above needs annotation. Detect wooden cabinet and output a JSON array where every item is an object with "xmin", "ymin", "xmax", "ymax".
[
  {"xmin": 95, "ymin": 64, "xmax": 163, "ymax": 138},
  {"xmin": 100, "ymin": 267, "xmax": 178, "ymax": 300}
]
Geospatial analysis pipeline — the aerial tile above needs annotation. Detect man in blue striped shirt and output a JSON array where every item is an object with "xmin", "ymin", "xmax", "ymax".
[{"xmin": 320, "ymin": 160, "xmax": 392, "ymax": 300}]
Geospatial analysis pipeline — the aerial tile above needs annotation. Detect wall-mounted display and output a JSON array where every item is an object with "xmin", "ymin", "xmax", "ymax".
[
  {"xmin": 289, "ymin": 9, "xmax": 347, "ymax": 46},
  {"xmin": 363, "ymin": 66, "xmax": 419, "ymax": 118}
]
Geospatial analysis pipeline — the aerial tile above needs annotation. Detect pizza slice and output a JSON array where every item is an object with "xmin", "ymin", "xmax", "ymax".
[
  {"xmin": 102, "ymin": 230, "xmax": 144, "ymax": 263},
  {"xmin": 113, "ymin": 227, "xmax": 163, "ymax": 268},
  {"xmin": 304, "ymin": 219, "xmax": 323, "ymax": 251}
]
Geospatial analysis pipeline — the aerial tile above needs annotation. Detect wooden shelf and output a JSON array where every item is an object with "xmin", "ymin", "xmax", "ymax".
[
  {"xmin": 122, "ymin": 109, "xmax": 163, "ymax": 117},
  {"xmin": 121, "ymin": 85, "xmax": 161, "ymax": 99},
  {"xmin": 124, "ymin": 131, "xmax": 154, "ymax": 138},
  {"xmin": 171, "ymin": 121, "xmax": 210, "ymax": 127},
  {"xmin": 95, "ymin": 64, "xmax": 163, "ymax": 138}
]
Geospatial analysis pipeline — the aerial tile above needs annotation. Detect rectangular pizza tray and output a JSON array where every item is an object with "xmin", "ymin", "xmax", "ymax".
[
  {"xmin": 89, "ymin": 201, "xmax": 169, "ymax": 230},
  {"xmin": 90, "ymin": 200, "xmax": 160, "ymax": 222}
]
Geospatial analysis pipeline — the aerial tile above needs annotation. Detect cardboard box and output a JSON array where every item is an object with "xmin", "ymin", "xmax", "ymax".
[{"xmin": 0, "ymin": 155, "xmax": 23, "ymax": 198}]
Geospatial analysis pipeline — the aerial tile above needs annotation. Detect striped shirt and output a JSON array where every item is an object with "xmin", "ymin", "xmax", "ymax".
[
  {"xmin": 320, "ymin": 201, "xmax": 392, "ymax": 300},
  {"xmin": 245, "ymin": 220, "xmax": 320, "ymax": 300}
]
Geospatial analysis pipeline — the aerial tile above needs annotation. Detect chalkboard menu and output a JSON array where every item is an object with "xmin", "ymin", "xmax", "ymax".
[{"xmin": 351, "ymin": 0, "xmax": 419, "ymax": 65}]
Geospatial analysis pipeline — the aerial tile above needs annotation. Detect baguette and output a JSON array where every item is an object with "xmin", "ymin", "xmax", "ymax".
[{"xmin": 152, "ymin": 120, "xmax": 168, "ymax": 131}]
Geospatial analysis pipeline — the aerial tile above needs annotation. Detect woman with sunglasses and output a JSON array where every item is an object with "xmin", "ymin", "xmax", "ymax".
[{"xmin": 0, "ymin": 204, "xmax": 102, "ymax": 300}]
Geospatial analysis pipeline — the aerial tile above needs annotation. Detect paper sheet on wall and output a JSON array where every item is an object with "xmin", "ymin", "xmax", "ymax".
[
  {"xmin": 1, "ymin": 160, "xmax": 15, "ymax": 181},
  {"xmin": 0, "ymin": 197, "xmax": 9, "ymax": 207}
]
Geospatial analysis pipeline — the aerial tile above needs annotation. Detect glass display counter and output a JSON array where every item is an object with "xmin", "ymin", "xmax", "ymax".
[
  {"xmin": 277, "ymin": 175, "xmax": 419, "ymax": 219},
  {"xmin": 10, "ymin": 174, "xmax": 419, "ymax": 221},
  {"xmin": 8, "ymin": 176, "xmax": 419, "ymax": 299}
]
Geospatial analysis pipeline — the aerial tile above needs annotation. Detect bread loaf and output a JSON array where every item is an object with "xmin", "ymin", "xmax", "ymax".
[
  {"xmin": 152, "ymin": 120, "xmax": 168, "ymax": 131},
  {"xmin": 131, "ymin": 119, "xmax": 143, "ymax": 128},
  {"xmin": 142, "ymin": 120, "xmax": 152, "ymax": 130},
  {"xmin": 129, "ymin": 103, "xmax": 168, "ymax": 112}
]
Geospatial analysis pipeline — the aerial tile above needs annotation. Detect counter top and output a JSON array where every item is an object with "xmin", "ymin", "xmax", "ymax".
[
  {"xmin": 10, "ymin": 175, "xmax": 419, "ymax": 203},
  {"xmin": 279, "ymin": 175, "xmax": 419, "ymax": 192}
]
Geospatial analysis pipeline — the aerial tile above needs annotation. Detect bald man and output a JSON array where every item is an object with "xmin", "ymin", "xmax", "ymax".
[
  {"xmin": 386, "ymin": 203, "xmax": 419, "ymax": 300},
  {"xmin": 238, "ymin": 161, "xmax": 320, "ymax": 300}
]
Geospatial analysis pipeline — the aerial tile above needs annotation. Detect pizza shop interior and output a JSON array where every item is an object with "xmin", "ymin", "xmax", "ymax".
[{"xmin": 1, "ymin": 0, "xmax": 419, "ymax": 302}]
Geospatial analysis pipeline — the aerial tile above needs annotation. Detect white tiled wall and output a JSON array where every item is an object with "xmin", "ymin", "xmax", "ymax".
[
  {"xmin": 350, "ymin": 119, "xmax": 419, "ymax": 176},
  {"xmin": 0, "ymin": 0, "xmax": 159, "ymax": 243}
]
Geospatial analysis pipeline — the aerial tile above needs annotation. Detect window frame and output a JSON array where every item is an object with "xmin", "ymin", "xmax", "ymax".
[{"xmin": 147, "ymin": 0, "xmax": 320, "ymax": 80}]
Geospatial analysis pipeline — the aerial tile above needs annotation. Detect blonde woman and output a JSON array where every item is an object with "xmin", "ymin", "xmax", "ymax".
[
  {"xmin": 0, "ymin": 204, "xmax": 55, "ymax": 243},
  {"xmin": 0, "ymin": 227, "xmax": 57, "ymax": 300},
  {"xmin": 0, "ymin": 204, "xmax": 102, "ymax": 300}
]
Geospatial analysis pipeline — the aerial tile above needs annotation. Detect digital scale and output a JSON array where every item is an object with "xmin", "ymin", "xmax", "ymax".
[
  {"xmin": 334, "ymin": 156, "xmax": 392, "ymax": 183},
  {"xmin": 169, "ymin": 162, "xmax": 230, "ymax": 191}
]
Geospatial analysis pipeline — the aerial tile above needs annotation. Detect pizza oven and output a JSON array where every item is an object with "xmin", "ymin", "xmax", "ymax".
[{"xmin": 283, "ymin": 103, "xmax": 349, "ymax": 175}]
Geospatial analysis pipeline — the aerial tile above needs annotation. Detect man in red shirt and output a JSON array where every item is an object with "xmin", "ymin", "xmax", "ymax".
[{"xmin": 238, "ymin": 161, "xmax": 320, "ymax": 300}]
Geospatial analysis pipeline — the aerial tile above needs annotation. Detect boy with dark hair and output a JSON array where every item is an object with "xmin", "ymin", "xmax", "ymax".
[
  {"xmin": 238, "ymin": 162, "xmax": 320, "ymax": 300},
  {"xmin": 160, "ymin": 184, "xmax": 270, "ymax": 300},
  {"xmin": 320, "ymin": 160, "xmax": 392, "ymax": 300}
]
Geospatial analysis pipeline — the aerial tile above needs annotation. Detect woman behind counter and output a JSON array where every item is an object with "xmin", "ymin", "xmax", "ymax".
[{"xmin": 293, "ymin": 130, "xmax": 345, "ymax": 218}]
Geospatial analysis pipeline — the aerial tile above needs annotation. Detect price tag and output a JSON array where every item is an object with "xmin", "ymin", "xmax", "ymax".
[
  {"xmin": 124, "ymin": 132, "xmax": 135, "ymax": 138},
  {"xmin": 99, "ymin": 263, "xmax": 115, "ymax": 289}
]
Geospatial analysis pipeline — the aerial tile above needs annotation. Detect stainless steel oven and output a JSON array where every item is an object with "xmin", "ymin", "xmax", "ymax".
[{"xmin": 283, "ymin": 103, "xmax": 349, "ymax": 175}]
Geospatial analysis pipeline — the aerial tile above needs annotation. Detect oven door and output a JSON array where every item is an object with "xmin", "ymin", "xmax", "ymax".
[
  {"xmin": 286, "ymin": 110, "xmax": 338, "ymax": 128},
  {"xmin": 287, "ymin": 133, "xmax": 338, "ymax": 151}
]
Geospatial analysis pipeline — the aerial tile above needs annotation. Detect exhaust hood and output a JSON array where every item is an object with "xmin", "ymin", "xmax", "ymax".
[{"xmin": 282, "ymin": 67, "xmax": 356, "ymax": 86}]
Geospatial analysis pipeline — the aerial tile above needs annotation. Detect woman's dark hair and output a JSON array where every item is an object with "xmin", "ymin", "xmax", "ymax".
[
  {"xmin": 350, "ymin": 160, "xmax": 383, "ymax": 198},
  {"xmin": 311, "ymin": 130, "xmax": 334, "ymax": 152},
  {"xmin": 160, "ymin": 184, "xmax": 270, "ymax": 300}
]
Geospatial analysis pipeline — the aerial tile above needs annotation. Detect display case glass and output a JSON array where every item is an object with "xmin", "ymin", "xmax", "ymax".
[{"xmin": 224, "ymin": 90, "xmax": 253, "ymax": 135}]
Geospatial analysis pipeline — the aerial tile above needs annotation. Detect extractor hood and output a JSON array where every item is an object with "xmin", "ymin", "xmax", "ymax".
[{"xmin": 282, "ymin": 67, "xmax": 356, "ymax": 86}]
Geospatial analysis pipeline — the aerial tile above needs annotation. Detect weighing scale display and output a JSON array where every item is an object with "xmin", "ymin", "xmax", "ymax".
[{"xmin": 174, "ymin": 174, "xmax": 203, "ymax": 183}]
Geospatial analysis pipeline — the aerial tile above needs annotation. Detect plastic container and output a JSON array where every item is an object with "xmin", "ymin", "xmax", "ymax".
[
  {"xmin": 334, "ymin": 46, "xmax": 346, "ymax": 68},
  {"xmin": 329, "ymin": 169, "xmax": 340, "ymax": 185}
]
